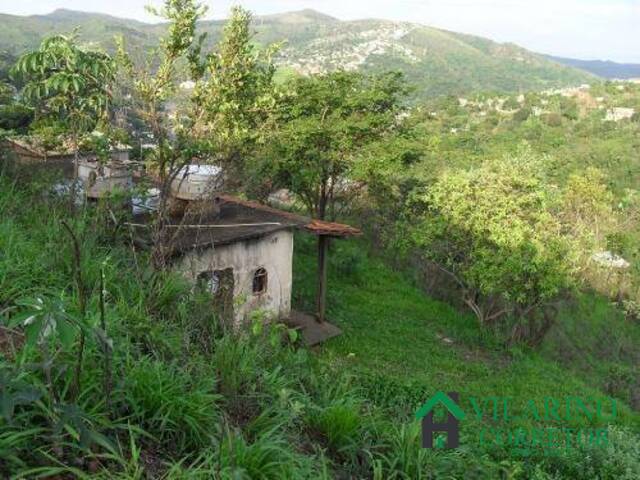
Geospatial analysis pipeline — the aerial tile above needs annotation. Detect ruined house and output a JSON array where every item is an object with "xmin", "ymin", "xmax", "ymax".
[
  {"xmin": 5, "ymin": 137, "xmax": 130, "ymax": 167},
  {"xmin": 131, "ymin": 190, "xmax": 361, "ymax": 334},
  {"xmin": 5, "ymin": 137, "xmax": 133, "ymax": 198}
]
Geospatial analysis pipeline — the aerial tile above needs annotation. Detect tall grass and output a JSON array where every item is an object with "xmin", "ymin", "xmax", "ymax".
[
  {"xmin": 2, "ymin": 166, "xmax": 640, "ymax": 478},
  {"xmin": 120, "ymin": 357, "xmax": 221, "ymax": 454}
]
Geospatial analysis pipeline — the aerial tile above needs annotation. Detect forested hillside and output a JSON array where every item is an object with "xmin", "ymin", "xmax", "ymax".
[{"xmin": 0, "ymin": 8, "xmax": 595, "ymax": 99}]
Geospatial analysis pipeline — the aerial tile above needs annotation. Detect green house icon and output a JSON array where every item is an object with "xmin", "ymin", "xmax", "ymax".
[
  {"xmin": 415, "ymin": 391, "xmax": 465, "ymax": 449},
  {"xmin": 415, "ymin": 391, "xmax": 466, "ymax": 421}
]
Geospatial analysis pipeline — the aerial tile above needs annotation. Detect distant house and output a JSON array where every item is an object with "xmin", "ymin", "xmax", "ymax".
[
  {"xmin": 605, "ymin": 107, "xmax": 635, "ymax": 122},
  {"xmin": 77, "ymin": 160, "xmax": 134, "ymax": 199},
  {"xmin": 167, "ymin": 197, "xmax": 301, "ymax": 324},
  {"xmin": 532, "ymin": 106, "xmax": 548, "ymax": 117},
  {"xmin": 170, "ymin": 164, "xmax": 224, "ymax": 201}
]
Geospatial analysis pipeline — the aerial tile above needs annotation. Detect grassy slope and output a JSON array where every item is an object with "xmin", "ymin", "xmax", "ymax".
[
  {"xmin": 1, "ymin": 167, "xmax": 639, "ymax": 477},
  {"xmin": 292, "ymin": 234, "xmax": 640, "ymax": 433}
]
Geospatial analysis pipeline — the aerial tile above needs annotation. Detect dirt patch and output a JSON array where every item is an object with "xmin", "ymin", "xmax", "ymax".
[
  {"xmin": 139, "ymin": 447, "xmax": 167, "ymax": 479},
  {"xmin": 0, "ymin": 326, "xmax": 25, "ymax": 360},
  {"xmin": 435, "ymin": 331, "xmax": 511, "ymax": 369}
]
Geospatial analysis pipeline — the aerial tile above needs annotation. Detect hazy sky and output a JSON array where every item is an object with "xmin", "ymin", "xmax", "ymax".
[{"xmin": 1, "ymin": 0, "xmax": 638, "ymax": 62}]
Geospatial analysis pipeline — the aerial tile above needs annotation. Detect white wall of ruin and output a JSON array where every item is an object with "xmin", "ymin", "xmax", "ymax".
[{"xmin": 176, "ymin": 229, "xmax": 294, "ymax": 325}]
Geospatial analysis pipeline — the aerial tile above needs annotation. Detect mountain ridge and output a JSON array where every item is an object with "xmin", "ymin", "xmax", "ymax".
[
  {"xmin": 0, "ymin": 8, "xmax": 598, "ymax": 99},
  {"xmin": 548, "ymin": 55, "xmax": 640, "ymax": 80}
]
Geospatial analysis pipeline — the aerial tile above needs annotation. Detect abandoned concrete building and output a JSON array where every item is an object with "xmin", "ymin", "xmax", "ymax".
[
  {"xmin": 3, "ymin": 139, "xmax": 361, "ymax": 340},
  {"xmin": 5, "ymin": 137, "xmax": 133, "ymax": 198},
  {"xmin": 131, "ymin": 193, "xmax": 361, "ymax": 338}
]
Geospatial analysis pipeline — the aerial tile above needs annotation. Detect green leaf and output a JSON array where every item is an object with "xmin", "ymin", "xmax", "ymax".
[
  {"xmin": 57, "ymin": 320, "xmax": 77, "ymax": 349},
  {"xmin": 287, "ymin": 328, "xmax": 299, "ymax": 344},
  {"xmin": 24, "ymin": 316, "xmax": 44, "ymax": 348},
  {"xmin": 251, "ymin": 319, "xmax": 263, "ymax": 336}
]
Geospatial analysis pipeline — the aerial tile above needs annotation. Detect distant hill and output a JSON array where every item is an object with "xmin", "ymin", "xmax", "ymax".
[
  {"xmin": 0, "ymin": 8, "xmax": 596, "ymax": 99},
  {"xmin": 0, "ymin": 9, "xmax": 163, "ymax": 54},
  {"xmin": 548, "ymin": 55, "xmax": 640, "ymax": 80}
]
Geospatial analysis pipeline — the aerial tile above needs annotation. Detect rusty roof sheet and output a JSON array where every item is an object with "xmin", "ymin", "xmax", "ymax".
[
  {"xmin": 6, "ymin": 137, "xmax": 131, "ymax": 159},
  {"xmin": 129, "ymin": 194, "xmax": 361, "ymax": 256},
  {"xmin": 304, "ymin": 219, "xmax": 362, "ymax": 237},
  {"xmin": 216, "ymin": 194, "xmax": 361, "ymax": 237},
  {"xmin": 131, "ymin": 200, "xmax": 298, "ymax": 254}
]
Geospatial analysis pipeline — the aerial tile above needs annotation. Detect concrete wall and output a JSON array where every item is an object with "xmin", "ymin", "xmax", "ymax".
[
  {"xmin": 77, "ymin": 161, "xmax": 133, "ymax": 198},
  {"xmin": 176, "ymin": 230, "xmax": 294, "ymax": 325}
]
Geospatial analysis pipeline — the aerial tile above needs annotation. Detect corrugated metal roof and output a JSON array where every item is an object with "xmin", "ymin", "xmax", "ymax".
[
  {"xmin": 128, "ymin": 194, "xmax": 362, "ymax": 256},
  {"xmin": 216, "ymin": 194, "xmax": 361, "ymax": 237},
  {"xmin": 5, "ymin": 137, "xmax": 131, "ymax": 159}
]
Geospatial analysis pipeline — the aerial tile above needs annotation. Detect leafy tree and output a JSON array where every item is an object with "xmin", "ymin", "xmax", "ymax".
[
  {"xmin": 11, "ymin": 33, "xmax": 116, "ymax": 148},
  {"xmin": 117, "ymin": 1, "xmax": 279, "ymax": 267},
  {"xmin": 543, "ymin": 112, "xmax": 563, "ymax": 127},
  {"xmin": 0, "ymin": 103, "xmax": 32, "ymax": 132},
  {"xmin": 401, "ymin": 149, "xmax": 582, "ymax": 345},
  {"xmin": 502, "ymin": 96, "xmax": 520, "ymax": 110},
  {"xmin": 189, "ymin": 7, "xmax": 280, "ymax": 181},
  {"xmin": 561, "ymin": 168, "xmax": 616, "ymax": 253},
  {"xmin": 560, "ymin": 97, "xmax": 579, "ymax": 120},
  {"xmin": 0, "ymin": 81, "xmax": 14, "ymax": 105},
  {"xmin": 116, "ymin": 0, "xmax": 206, "ymax": 267},
  {"xmin": 0, "ymin": 81, "xmax": 32, "ymax": 132},
  {"xmin": 259, "ymin": 71, "xmax": 407, "ymax": 220},
  {"xmin": 512, "ymin": 107, "xmax": 531, "ymax": 123},
  {"xmin": 0, "ymin": 51, "xmax": 17, "ymax": 82}
]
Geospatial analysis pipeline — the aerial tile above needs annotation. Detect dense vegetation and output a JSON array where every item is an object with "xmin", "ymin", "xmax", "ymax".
[
  {"xmin": 1, "ymin": 1, "xmax": 640, "ymax": 478},
  {"xmin": 371, "ymin": 82, "xmax": 640, "ymax": 317},
  {"xmin": 1, "ymin": 167, "xmax": 640, "ymax": 478}
]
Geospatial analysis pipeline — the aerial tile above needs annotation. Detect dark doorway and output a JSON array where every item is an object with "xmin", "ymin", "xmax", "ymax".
[{"xmin": 198, "ymin": 268, "xmax": 235, "ymax": 326}]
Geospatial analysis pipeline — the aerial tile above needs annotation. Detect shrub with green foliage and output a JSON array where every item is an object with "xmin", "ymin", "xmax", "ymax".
[
  {"xmin": 400, "ymin": 149, "xmax": 578, "ymax": 344},
  {"xmin": 120, "ymin": 358, "xmax": 221, "ymax": 453},
  {"xmin": 0, "ymin": 104, "xmax": 32, "ymax": 131}
]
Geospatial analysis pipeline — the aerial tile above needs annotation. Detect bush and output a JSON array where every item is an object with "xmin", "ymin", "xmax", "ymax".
[
  {"xmin": 215, "ymin": 427, "xmax": 324, "ymax": 479},
  {"xmin": 0, "ymin": 103, "xmax": 32, "ymax": 131},
  {"xmin": 621, "ymin": 300, "xmax": 640, "ymax": 322},
  {"xmin": 369, "ymin": 423, "xmax": 431, "ymax": 479},
  {"xmin": 543, "ymin": 113, "xmax": 563, "ymax": 127},
  {"xmin": 513, "ymin": 107, "xmax": 531, "ymax": 123},
  {"xmin": 307, "ymin": 398, "xmax": 363, "ymax": 454},
  {"xmin": 121, "ymin": 358, "xmax": 221, "ymax": 453}
]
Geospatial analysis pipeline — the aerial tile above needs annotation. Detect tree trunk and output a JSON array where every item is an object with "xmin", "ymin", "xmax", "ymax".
[{"xmin": 316, "ymin": 235, "xmax": 329, "ymax": 323}]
